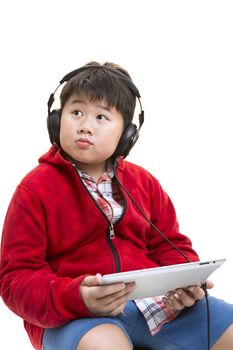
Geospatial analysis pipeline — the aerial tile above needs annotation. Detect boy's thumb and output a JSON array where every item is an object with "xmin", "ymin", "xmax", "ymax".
[{"xmin": 81, "ymin": 273, "xmax": 102, "ymax": 287}]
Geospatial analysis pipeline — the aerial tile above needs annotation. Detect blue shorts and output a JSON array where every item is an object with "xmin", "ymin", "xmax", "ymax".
[{"xmin": 42, "ymin": 296, "xmax": 233, "ymax": 350}]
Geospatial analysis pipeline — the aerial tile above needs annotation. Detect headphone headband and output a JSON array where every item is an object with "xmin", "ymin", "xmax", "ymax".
[
  {"xmin": 60, "ymin": 65, "xmax": 141, "ymax": 97},
  {"xmin": 47, "ymin": 65, "xmax": 141, "ymax": 113}
]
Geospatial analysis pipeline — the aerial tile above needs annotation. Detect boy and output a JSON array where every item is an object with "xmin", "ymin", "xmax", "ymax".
[{"xmin": 0, "ymin": 62, "xmax": 233, "ymax": 350}]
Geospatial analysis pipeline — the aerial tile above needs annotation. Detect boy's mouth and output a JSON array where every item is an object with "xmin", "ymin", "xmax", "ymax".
[{"xmin": 76, "ymin": 138, "xmax": 93, "ymax": 148}]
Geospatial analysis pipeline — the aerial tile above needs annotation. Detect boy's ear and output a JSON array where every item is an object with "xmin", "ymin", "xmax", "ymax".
[{"xmin": 47, "ymin": 109, "xmax": 61, "ymax": 146}]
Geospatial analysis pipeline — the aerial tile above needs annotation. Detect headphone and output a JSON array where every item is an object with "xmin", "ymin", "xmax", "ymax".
[{"xmin": 47, "ymin": 65, "xmax": 144, "ymax": 160}]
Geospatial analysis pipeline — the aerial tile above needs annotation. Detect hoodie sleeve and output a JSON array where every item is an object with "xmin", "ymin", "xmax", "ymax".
[{"xmin": 0, "ymin": 185, "xmax": 93, "ymax": 328}]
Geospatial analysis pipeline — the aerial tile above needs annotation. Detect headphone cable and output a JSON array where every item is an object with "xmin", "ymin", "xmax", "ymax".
[
  {"xmin": 113, "ymin": 160, "xmax": 191, "ymax": 263},
  {"xmin": 201, "ymin": 283, "xmax": 211, "ymax": 349},
  {"xmin": 113, "ymin": 159, "xmax": 210, "ymax": 350}
]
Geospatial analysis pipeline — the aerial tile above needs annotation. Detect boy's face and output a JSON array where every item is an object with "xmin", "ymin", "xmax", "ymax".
[{"xmin": 60, "ymin": 94, "xmax": 124, "ymax": 173}]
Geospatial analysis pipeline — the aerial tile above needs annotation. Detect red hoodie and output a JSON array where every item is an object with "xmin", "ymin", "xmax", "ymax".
[{"xmin": 0, "ymin": 146, "xmax": 198, "ymax": 349}]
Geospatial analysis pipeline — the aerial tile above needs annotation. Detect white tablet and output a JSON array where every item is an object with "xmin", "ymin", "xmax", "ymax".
[{"xmin": 100, "ymin": 258, "xmax": 226, "ymax": 299}]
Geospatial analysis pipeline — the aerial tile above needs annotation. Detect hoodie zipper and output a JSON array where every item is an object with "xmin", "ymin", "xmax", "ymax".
[
  {"xmin": 109, "ymin": 223, "xmax": 115, "ymax": 239},
  {"xmin": 107, "ymin": 223, "xmax": 120, "ymax": 272},
  {"xmin": 72, "ymin": 163, "xmax": 124, "ymax": 272}
]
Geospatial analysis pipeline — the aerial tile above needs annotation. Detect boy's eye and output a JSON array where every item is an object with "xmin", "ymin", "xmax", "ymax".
[
  {"xmin": 96, "ymin": 114, "xmax": 108, "ymax": 121},
  {"xmin": 72, "ymin": 110, "xmax": 82, "ymax": 117}
]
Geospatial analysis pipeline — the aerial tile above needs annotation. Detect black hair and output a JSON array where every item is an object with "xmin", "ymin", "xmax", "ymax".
[{"xmin": 60, "ymin": 61, "xmax": 136, "ymax": 127}]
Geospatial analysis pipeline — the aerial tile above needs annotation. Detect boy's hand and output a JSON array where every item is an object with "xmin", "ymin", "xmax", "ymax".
[
  {"xmin": 162, "ymin": 279, "xmax": 214, "ymax": 311},
  {"xmin": 80, "ymin": 273, "xmax": 136, "ymax": 316}
]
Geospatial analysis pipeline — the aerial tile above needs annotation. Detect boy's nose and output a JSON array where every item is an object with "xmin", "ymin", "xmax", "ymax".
[
  {"xmin": 76, "ymin": 116, "xmax": 94, "ymax": 135},
  {"xmin": 77, "ymin": 127, "xmax": 93, "ymax": 135}
]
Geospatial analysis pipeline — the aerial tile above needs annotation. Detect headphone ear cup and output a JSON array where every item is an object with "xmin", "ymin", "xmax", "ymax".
[
  {"xmin": 113, "ymin": 123, "xmax": 138, "ymax": 160},
  {"xmin": 47, "ymin": 109, "xmax": 61, "ymax": 146}
]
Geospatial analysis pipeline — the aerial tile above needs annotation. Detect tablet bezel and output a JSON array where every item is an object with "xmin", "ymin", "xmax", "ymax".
[{"xmin": 100, "ymin": 258, "xmax": 226, "ymax": 299}]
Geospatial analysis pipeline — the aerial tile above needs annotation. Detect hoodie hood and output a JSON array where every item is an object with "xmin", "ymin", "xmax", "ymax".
[{"xmin": 39, "ymin": 145, "xmax": 125, "ymax": 173}]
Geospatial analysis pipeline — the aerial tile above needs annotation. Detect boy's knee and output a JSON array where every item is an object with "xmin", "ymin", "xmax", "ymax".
[{"xmin": 77, "ymin": 323, "xmax": 132, "ymax": 350}]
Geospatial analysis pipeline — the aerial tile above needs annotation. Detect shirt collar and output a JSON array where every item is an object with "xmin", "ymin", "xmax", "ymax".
[{"xmin": 78, "ymin": 162, "xmax": 114, "ymax": 183}]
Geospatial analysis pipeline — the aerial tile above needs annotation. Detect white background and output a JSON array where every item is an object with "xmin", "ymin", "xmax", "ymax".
[{"xmin": 0, "ymin": 1, "xmax": 232, "ymax": 348}]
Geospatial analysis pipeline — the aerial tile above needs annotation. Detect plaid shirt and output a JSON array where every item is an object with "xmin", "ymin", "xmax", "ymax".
[
  {"xmin": 79, "ymin": 167, "xmax": 179, "ymax": 335},
  {"xmin": 78, "ymin": 168, "xmax": 124, "ymax": 224}
]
